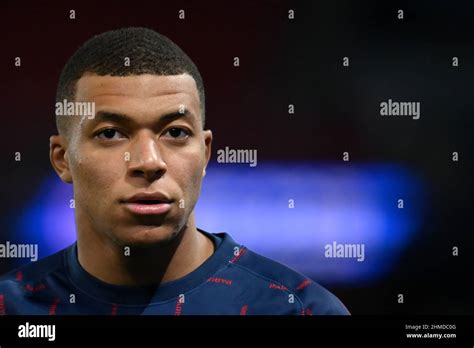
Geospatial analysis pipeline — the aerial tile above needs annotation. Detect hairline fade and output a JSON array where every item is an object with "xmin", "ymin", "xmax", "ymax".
[{"xmin": 55, "ymin": 27, "xmax": 206, "ymax": 138}]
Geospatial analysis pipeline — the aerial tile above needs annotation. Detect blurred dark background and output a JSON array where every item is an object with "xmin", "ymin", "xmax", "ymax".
[{"xmin": 1, "ymin": 0, "xmax": 473, "ymax": 314}]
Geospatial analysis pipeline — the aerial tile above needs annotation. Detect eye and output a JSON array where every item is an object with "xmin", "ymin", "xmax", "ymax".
[
  {"xmin": 164, "ymin": 127, "xmax": 190, "ymax": 139},
  {"xmin": 96, "ymin": 128, "xmax": 126, "ymax": 140}
]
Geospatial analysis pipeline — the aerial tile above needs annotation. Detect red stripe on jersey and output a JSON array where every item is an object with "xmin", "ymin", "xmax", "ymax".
[
  {"xmin": 49, "ymin": 298, "xmax": 60, "ymax": 315},
  {"xmin": 230, "ymin": 247, "xmax": 246, "ymax": 263},
  {"xmin": 175, "ymin": 298, "xmax": 183, "ymax": 316},
  {"xmin": 207, "ymin": 277, "xmax": 232, "ymax": 285},
  {"xmin": 240, "ymin": 305, "xmax": 248, "ymax": 315},
  {"xmin": 15, "ymin": 271, "xmax": 23, "ymax": 282},
  {"xmin": 111, "ymin": 303, "xmax": 118, "ymax": 315},
  {"xmin": 269, "ymin": 283, "xmax": 288, "ymax": 291},
  {"xmin": 0, "ymin": 294, "xmax": 5, "ymax": 315},
  {"xmin": 25, "ymin": 284, "xmax": 46, "ymax": 292},
  {"xmin": 34, "ymin": 284, "xmax": 46, "ymax": 292},
  {"xmin": 296, "ymin": 279, "xmax": 312, "ymax": 290}
]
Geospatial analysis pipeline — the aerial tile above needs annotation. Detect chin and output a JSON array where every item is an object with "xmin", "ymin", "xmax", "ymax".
[{"xmin": 114, "ymin": 224, "xmax": 181, "ymax": 248}]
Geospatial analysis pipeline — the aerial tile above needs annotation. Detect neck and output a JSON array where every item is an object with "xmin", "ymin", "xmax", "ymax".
[{"xmin": 76, "ymin": 213, "xmax": 214, "ymax": 286}]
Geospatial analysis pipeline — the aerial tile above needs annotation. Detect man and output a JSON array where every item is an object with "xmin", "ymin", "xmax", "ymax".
[{"xmin": 0, "ymin": 27, "xmax": 349, "ymax": 315}]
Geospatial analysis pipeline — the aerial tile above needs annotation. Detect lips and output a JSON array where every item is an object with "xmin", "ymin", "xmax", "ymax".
[{"xmin": 121, "ymin": 192, "xmax": 173, "ymax": 215}]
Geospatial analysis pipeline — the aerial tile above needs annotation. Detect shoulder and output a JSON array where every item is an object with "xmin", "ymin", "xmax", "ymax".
[
  {"xmin": 228, "ymin": 245, "xmax": 350, "ymax": 315},
  {"xmin": 0, "ymin": 246, "xmax": 70, "ymax": 313},
  {"xmin": 0, "ymin": 246, "xmax": 67, "ymax": 284}
]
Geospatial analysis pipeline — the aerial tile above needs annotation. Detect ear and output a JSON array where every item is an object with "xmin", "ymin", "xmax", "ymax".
[
  {"xmin": 202, "ymin": 129, "xmax": 213, "ymax": 177},
  {"xmin": 49, "ymin": 135, "xmax": 73, "ymax": 184}
]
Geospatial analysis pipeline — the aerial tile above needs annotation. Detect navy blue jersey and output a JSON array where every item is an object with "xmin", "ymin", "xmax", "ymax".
[{"xmin": 0, "ymin": 230, "xmax": 349, "ymax": 315}]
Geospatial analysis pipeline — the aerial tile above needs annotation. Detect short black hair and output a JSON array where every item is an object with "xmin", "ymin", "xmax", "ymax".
[{"xmin": 56, "ymin": 27, "xmax": 205, "ymax": 136}]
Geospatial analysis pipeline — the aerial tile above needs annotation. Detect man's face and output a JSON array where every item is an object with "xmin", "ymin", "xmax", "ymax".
[{"xmin": 52, "ymin": 73, "xmax": 212, "ymax": 247}]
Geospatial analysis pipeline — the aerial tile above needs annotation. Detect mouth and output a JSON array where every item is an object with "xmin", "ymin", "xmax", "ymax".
[
  {"xmin": 133, "ymin": 199, "xmax": 166, "ymax": 204},
  {"xmin": 121, "ymin": 192, "xmax": 173, "ymax": 215}
]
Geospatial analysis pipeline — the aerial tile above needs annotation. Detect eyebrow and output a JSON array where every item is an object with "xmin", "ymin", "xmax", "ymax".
[{"xmin": 83, "ymin": 109, "xmax": 194, "ymax": 129}]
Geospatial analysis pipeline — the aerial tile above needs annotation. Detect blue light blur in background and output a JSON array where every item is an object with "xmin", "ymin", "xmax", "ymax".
[{"xmin": 16, "ymin": 162, "xmax": 424, "ymax": 285}]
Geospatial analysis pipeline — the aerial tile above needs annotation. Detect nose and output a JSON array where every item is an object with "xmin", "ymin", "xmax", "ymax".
[{"xmin": 127, "ymin": 131, "xmax": 167, "ymax": 182}]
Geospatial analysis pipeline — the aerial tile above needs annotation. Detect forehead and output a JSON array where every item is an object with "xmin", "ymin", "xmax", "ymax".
[{"xmin": 74, "ymin": 73, "xmax": 200, "ymax": 114}]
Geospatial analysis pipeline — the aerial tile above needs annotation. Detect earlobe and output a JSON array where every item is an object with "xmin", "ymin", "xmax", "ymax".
[{"xmin": 49, "ymin": 135, "xmax": 73, "ymax": 184}]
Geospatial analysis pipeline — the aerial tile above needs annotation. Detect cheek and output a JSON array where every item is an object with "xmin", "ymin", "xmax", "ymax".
[
  {"xmin": 168, "ymin": 148, "xmax": 205, "ymax": 199},
  {"xmin": 71, "ymin": 151, "xmax": 123, "ymax": 204}
]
